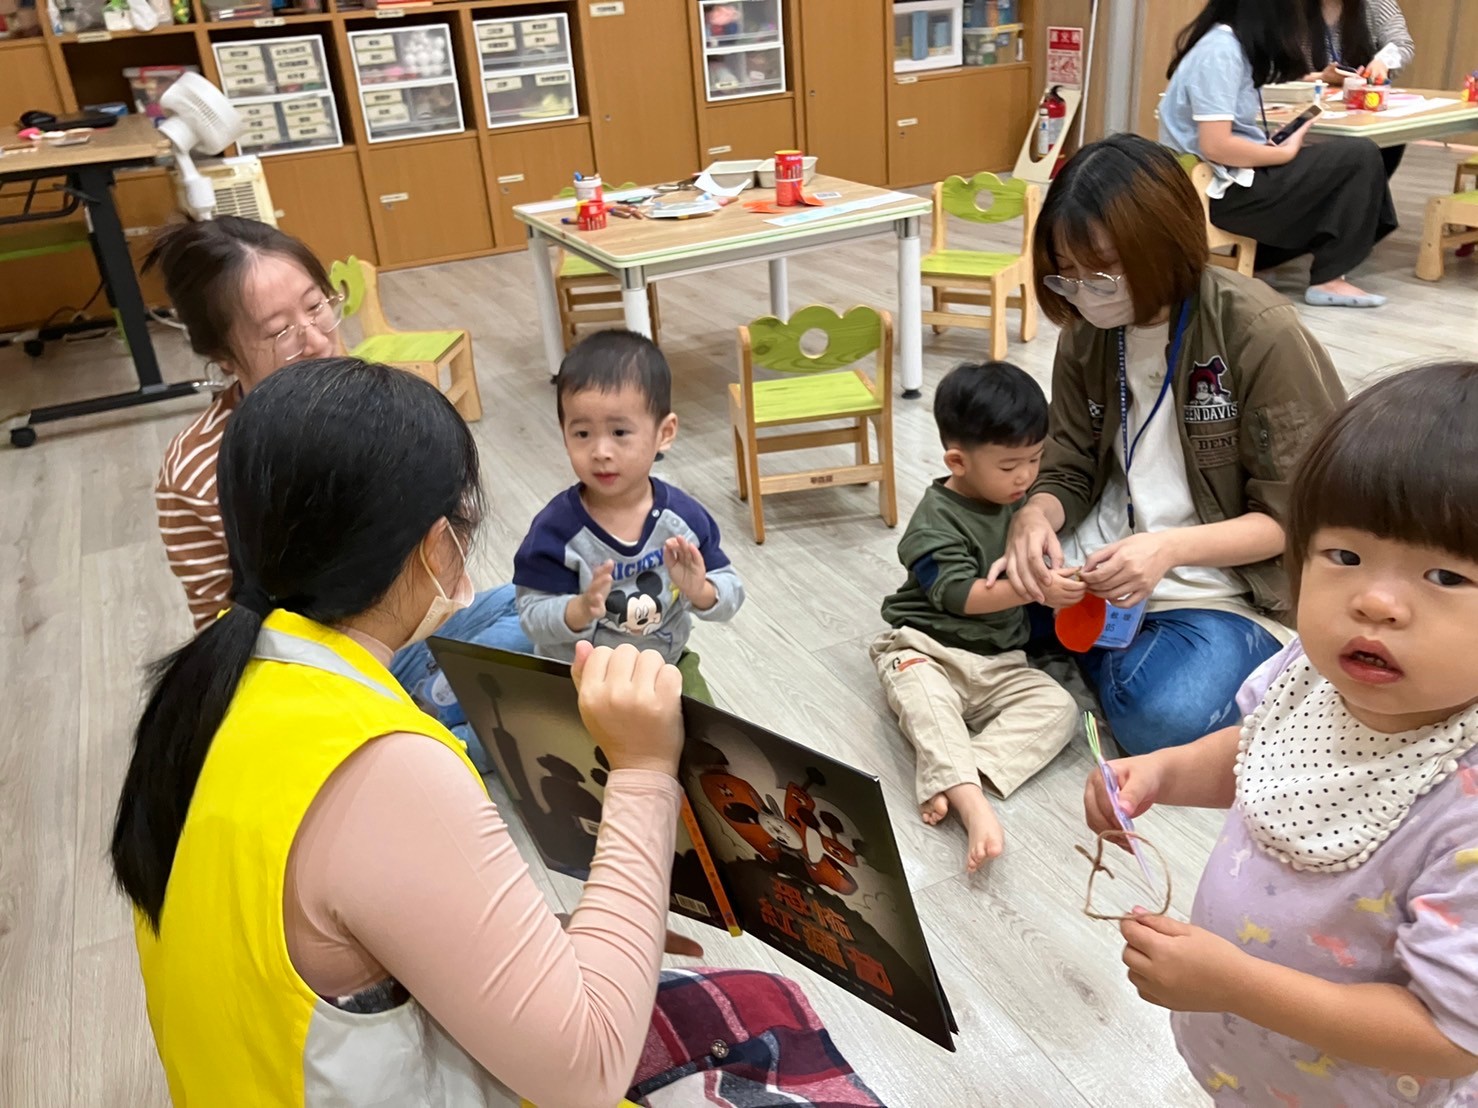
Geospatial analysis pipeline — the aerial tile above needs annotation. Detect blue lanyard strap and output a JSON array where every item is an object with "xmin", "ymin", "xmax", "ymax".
[
  {"xmin": 1117, "ymin": 300, "xmax": 1193, "ymax": 531},
  {"xmin": 1325, "ymin": 23, "xmax": 1340, "ymax": 65}
]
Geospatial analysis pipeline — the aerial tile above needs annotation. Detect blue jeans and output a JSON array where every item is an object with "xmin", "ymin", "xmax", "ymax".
[
  {"xmin": 389, "ymin": 583, "xmax": 531, "ymax": 772},
  {"xmin": 1029, "ymin": 605, "xmax": 1280, "ymax": 756}
]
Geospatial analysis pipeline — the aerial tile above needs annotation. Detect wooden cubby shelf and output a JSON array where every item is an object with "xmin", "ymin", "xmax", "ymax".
[{"xmin": 2, "ymin": 0, "xmax": 1041, "ymax": 330}]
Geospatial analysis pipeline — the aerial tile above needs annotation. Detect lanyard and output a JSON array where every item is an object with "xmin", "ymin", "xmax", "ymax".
[
  {"xmin": 1117, "ymin": 300, "xmax": 1192, "ymax": 531},
  {"xmin": 1325, "ymin": 24, "xmax": 1340, "ymax": 65}
]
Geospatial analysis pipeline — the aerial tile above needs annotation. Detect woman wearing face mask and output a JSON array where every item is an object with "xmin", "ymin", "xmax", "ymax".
[
  {"xmin": 120, "ymin": 355, "xmax": 878, "ymax": 1107},
  {"xmin": 990, "ymin": 135, "xmax": 1347, "ymax": 754},
  {"xmin": 148, "ymin": 217, "xmax": 528, "ymax": 769}
]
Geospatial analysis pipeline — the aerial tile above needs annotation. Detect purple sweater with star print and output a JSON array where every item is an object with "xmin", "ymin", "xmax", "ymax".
[{"xmin": 1172, "ymin": 640, "xmax": 1478, "ymax": 1107}]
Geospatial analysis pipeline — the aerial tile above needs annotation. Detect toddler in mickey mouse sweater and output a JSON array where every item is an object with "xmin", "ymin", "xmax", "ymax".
[{"xmin": 514, "ymin": 331, "xmax": 743, "ymax": 703}]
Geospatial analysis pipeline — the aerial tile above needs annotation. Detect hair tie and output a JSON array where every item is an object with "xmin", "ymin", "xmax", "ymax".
[{"xmin": 233, "ymin": 583, "xmax": 274, "ymax": 617}]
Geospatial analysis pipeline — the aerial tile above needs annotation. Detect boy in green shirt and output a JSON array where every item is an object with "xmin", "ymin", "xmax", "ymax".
[{"xmin": 872, "ymin": 362, "xmax": 1084, "ymax": 871}]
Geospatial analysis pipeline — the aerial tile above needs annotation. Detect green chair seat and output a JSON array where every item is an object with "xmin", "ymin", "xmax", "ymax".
[
  {"xmin": 352, "ymin": 331, "xmax": 461, "ymax": 364},
  {"xmin": 559, "ymin": 254, "xmax": 609, "ymax": 279},
  {"xmin": 921, "ymin": 249, "xmax": 1020, "ymax": 279},
  {"xmin": 749, "ymin": 371, "xmax": 880, "ymax": 423},
  {"xmin": 0, "ymin": 222, "xmax": 91, "ymax": 264}
]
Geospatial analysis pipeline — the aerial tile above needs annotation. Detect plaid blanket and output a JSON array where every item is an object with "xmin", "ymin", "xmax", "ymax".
[{"xmin": 627, "ymin": 968, "xmax": 887, "ymax": 1107}]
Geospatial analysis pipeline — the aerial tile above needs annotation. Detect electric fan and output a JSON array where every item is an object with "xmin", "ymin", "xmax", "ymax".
[{"xmin": 158, "ymin": 73, "xmax": 244, "ymax": 221}]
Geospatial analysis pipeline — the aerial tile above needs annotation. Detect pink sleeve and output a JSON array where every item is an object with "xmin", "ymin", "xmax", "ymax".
[
  {"xmin": 1235, "ymin": 637, "xmax": 1306, "ymax": 717},
  {"xmin": 289, "ymin": 733, "xmax": 681, "ymax": 1108}
]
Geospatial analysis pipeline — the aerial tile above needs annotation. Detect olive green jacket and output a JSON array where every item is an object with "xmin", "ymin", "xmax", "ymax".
[{"xmin": 1031, "ymin": 267, "xmax": 1347, "ymax": 623}]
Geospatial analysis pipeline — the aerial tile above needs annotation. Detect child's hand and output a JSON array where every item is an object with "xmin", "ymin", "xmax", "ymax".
[
  {"xmin": 664, "ymin": 537, "xmax": 715, "ymax": 609},
  {"xmin": 567, "ymin": 561, "xmax": 615, "ymax": 631},
  {"xmin": 1084, "ymin": 755, "xmax": 1162, "ymax": 841},
  {"xmin": 571, "ymin": 641, "xmax": 684, "ymax": 776},
  {"xmin": 1042, "ymin": 567, "xmax": 1087, "ymax": 609},
  {"xmin": 1120, "ymin": 912, "xmax": 1247, "ymax": 1013}
]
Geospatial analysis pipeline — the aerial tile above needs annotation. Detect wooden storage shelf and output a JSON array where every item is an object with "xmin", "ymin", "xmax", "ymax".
[
  {"xmin": 203, "ymin": 14, "xmax": 337, "ymax": 28},
  {"xmin": 54, "ymin": 25, "xmax": 200, "ymax": 43},
  {"xmin": 894, "ymin": 58, "xmax": 1030, "ymax": 82},
  {"xmin": 6, "ymin": 0, "xmax": 1040, "ymax": 326}
]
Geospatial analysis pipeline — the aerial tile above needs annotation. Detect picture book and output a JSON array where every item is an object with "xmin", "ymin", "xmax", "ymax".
[{"xmin": 428, "ymin": 639, "xmax": 957, "ymax": 1051}]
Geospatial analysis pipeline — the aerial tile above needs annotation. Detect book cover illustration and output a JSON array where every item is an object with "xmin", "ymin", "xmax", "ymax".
[
  {"xmin": 430, "ymin": 644, "xmax": 731, "ymax": 929},
  {"xmin": 681, "ymin": 702, "xmax": 954, "ymax": 1050},
  {"xmin": 428, "ymin": 639, "xmax": 954, "ymax": 1049}
]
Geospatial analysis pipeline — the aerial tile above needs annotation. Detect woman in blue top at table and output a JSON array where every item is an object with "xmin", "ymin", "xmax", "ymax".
[
  {"xmin": 1159, "ymin": 0, "xmax": 1397, "ymax": 308},
  {"xmin": 1302, "ymin": 0, "xmax": 1416, "ymax": 178}
]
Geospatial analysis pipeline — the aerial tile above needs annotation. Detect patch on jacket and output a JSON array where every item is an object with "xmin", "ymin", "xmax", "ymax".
[
  {"xmin": 1183, "ymin": 357, "xmax": 1238, "ymax": 423},
  {"xmin": 1184, "ymin": 355, "xmax": 1240, "ymax": 467},
  {"xmin": 1087, "ymin": 397, "xmax": 1105, "ymax": 441}
]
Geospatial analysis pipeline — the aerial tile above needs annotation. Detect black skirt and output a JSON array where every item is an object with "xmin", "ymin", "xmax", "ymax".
[{"xmin": 1209, "ymin": 135, "xmax": 1397, "ymax": 285}]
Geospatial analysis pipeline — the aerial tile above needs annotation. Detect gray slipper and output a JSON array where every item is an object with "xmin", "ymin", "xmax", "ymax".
[{"xmin": 1304, "ymin": 287, "xmax": 1387, "ymax": 308}]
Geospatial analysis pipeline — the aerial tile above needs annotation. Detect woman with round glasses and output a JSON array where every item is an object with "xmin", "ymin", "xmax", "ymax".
[
  {"xmin": 149, "ymin": 217, "xmax": 529, "ymax": 769},
  {"xmin": 992, "ymin": 134, "xmax": 1346, "ymax": 754}
]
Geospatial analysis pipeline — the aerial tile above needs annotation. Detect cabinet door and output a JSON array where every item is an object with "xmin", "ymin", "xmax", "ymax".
[
  {"xmin": 0, "ymin": 43, "xmax": 67, "ymax": 126},
  {"xmin": 364, "ymin": 136, "xmax": 494, "ymax": 267},
  {"xmin": 700, "ymin": 96, "xmax": 797, "ymax": 161},
  {"xmin": 0, "ymin": 168, "xmax": 175, "ymax": 330},
  {"xmin": 801, "ymin": 0, "xmax": 888, "ymax": 185},
  {"xmin": 484, "ymin": 122, "xmax": 596, "ymax": 247},
  {"xmin": 582, "ymin": 0, "xmax": 700, "ymax": 183},
  {"xmin": 888, "ymin": 67, "xmax": 1031, "ymax": 187},
  {"xmin": 263, "ymin": 149, "xmax": 378, "ymax": 266}
]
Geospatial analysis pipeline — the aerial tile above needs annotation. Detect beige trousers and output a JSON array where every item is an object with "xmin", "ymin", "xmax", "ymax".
[{"xmin": 870, "ymin": 626, "xmax": 1078, "ymax": 804}]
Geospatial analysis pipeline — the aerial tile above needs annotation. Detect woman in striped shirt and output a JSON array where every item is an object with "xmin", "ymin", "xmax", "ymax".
[
  {"xmin": 1303, "ymin": 0, "xmax": 1416, "ymax": 176},
  {"xmin": 150, "ymin": 217, "xmax": 531, "ymax": 770}
]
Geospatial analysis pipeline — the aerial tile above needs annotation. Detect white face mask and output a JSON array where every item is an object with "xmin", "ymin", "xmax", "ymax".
[
  {"xmin": 405, "ymin": 527, "xmax": 473, "ymax": 646},
  {"xmin": 1066, "ymin": 280, "xmax": 1137, "ymax": 330}
]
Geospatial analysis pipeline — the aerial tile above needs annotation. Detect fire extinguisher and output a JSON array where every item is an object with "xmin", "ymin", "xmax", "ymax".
[{"xmin": 1035, "ymin": 85, "xmax": 1067, "ymax": 159}]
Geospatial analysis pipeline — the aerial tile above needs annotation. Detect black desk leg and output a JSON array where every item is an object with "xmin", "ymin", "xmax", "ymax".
[
  {"xmin": 76, "ymin": 164, "xmax": 163, "ymax": 388},
  {"xmin": 10, "ymin": 166, "xmax": 208, "ymax": 447}
]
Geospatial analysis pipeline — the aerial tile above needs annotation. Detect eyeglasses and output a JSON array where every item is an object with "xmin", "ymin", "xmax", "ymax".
[
  {"xmin": 1076, "ymin": 829, "xmax": 1173, "ymax": 922},
  {"xmin": 1043, "ymin": 272, "xmax": 1124, "ymax": 299},
  {"xmin": 271, "ymin": 294, "xmax": 345, "ymax": 364}
]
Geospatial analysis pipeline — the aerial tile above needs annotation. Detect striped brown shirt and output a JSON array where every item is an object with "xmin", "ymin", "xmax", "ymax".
[{"xmin": 155, "ymin": 385, "xmax": 241, "ymax": 630}]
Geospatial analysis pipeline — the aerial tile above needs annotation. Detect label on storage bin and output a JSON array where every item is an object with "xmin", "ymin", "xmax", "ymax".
[
  {"xmin": 253, "ymin": 16, "xmax": 285, "ymax": 27},
  {"xmin": 482, "ymin": 39, "xmax": 516, "ymax": 54},
  {"xmin": 525, "ymin": 19, "xmax": 558, "ymax": 33},
  {"xmin": 219, "ymin": 46, "xmax": 264, "ymax": 62},
  {"xmin": 478, "ymin": 21, "xmax": 514, "ymax": 37},
  {"xmin": 283, "ymin": 95, "xmax": 327, "ymax": 112},
  {"xmin": 487, "ymin": 76, "xmax": 524, "ymax": 93},
  {"xmin": 523, "ymin": 31, "xmax": 559, "ymax": 47},
  {"xmin": 590, "ymin": 1, "xmax": 623, "ymax": 15},
  {"xmin": 354, "ymin": 34, "xmax": 393, "ymax": 50},
  {"xmin": 535, "ymin": 72, "xmax": 570, "ymax": 86}
]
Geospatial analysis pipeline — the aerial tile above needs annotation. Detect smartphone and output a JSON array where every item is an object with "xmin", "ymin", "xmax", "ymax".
[
  {"xmin": 1270, "ymin": 101, "xmax": 1324, "ymax": 145},
  {"xmin": 1334, "ymin": 63, "xmax": 1361, "ymax": 77}
]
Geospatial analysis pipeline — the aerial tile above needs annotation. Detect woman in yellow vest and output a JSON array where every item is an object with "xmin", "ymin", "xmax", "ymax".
[{"xmin": 111, "ymin": 357, "xmax": 690, "ymax": 1107}]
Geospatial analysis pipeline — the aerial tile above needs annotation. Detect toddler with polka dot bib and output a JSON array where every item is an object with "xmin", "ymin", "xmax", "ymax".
[{"xmin": 1083, "ymin": 362, "xmax": 1478, "ymax": 1106}]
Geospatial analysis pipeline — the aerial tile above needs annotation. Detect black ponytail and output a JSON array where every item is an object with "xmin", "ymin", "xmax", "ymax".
[{"xmin": 112, "ymin": 357, "xmax": 483, "ymax": 930}]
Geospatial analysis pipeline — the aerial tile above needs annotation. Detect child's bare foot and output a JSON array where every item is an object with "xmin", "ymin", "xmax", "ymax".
[
  {"xmin": 920, "ymin": 793, "xmax": 949, "ymax": 826},
  {"xmin": 944, "ymin": 782, "xmax": 1004, "ymax": 872}
]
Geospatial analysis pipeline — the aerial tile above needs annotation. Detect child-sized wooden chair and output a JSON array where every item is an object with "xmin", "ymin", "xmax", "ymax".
[
  {"xmin": 329, "ymin": 256, "xmax": 482, "ymax": 422},
  {"xmin": 1456, "ymin": 153, "xmax": 1478, "ymax": 196},
  {"xmin": 554, "ymin": 183, "xmax": 660, "ymax": 349},
  {"xmin": 1179, "ymin": 154, "xmax": 1258, "ymax": 277},
  {"xmin": 920, "ymin": 172, "xmax": 1040, "ymax": 361},
  {"xmin": 1415, "ymin": 188, "xmax": 1478, "ymax": 281},
  {"xmin": 729, "ymin": 305, "xmax": 896, "ymax": 544}
]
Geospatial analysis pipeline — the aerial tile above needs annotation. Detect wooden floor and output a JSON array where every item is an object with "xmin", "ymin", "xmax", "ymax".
[{"xmin": 2, "ymin": 143, "xmax": 1476, "ymax": 1108}]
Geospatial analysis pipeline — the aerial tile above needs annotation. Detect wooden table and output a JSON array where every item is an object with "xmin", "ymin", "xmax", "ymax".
[
  {"xmin": 515, "ymin": 175, "xmax": 935, "ymax": 396},
  {"xmin": 0, "ymin": 114, "xmax": 207, "ymax": 447},
  {"xmin": 1267, "ymin": 88, "xmax": 1478, "ymax": 148}
]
